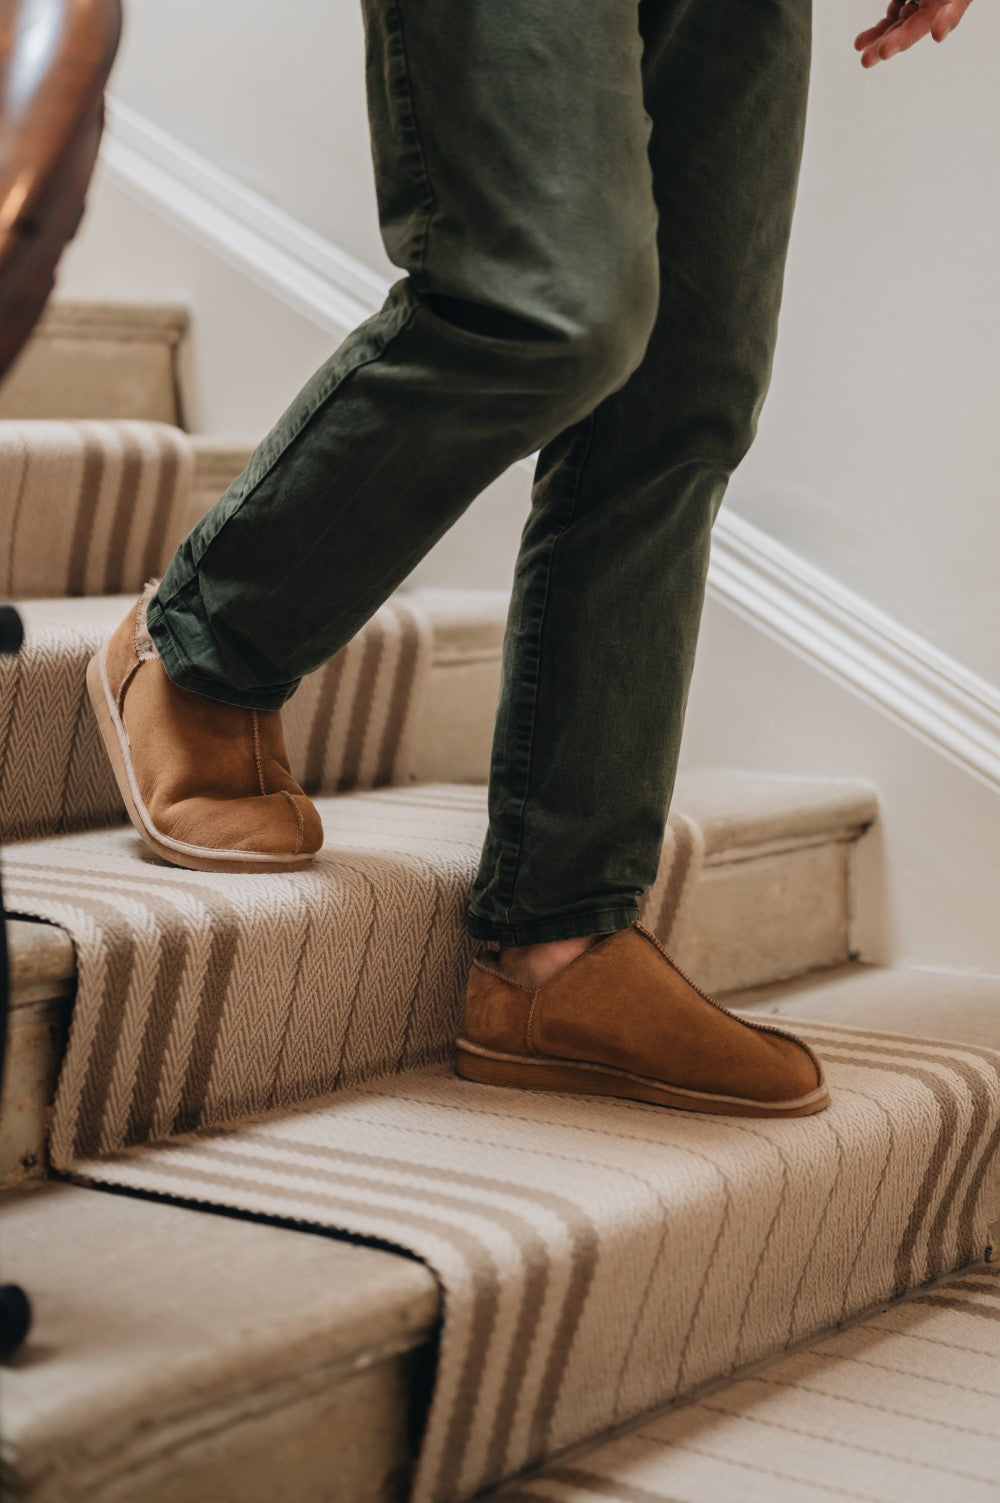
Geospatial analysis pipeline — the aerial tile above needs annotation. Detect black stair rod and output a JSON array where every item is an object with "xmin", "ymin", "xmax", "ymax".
[{"xmin": 0, "ymin": 600, "xmax": 33, "ymax": 1360}]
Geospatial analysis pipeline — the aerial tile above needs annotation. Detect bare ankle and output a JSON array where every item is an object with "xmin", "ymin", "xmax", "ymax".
[{"xmin": 495, "ymin": 932, "xmax": 602, "ymax": 987}]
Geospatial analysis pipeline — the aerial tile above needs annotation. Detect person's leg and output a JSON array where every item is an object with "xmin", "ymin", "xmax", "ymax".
[
  {"xmin": 143, "ymin": 0, "xmax": 661, "ymax": 712},
  {"xmin": 456, "ymin": 0, "xmax": 827, "ymax": 1119},
  {"xmin": 469, "ymin": 0, "xmax": 813, "ymax": 959}
]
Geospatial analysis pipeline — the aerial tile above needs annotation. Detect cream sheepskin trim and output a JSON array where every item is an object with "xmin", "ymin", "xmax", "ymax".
[{"xmin": 134, "ymin": 578, "xmax": 162, "ymax": 662}]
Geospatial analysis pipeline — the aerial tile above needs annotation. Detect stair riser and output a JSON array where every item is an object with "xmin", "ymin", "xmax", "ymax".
[
  {"xmin": 1, "ymin": 594, "xmax": 432, "ymax": 842},
  {"xmin": 0, "ymin": 994, "xmax": 70, "ymax": 1186},
  {"xmin": 0, "ymin": 303, "xmax": 188, "ymax": 425},
  {"xmin": 0, "ymin": 1180, "xmax": 439, "ymax": 1503},
  {"xmin": 679, "ymin": 836, "xmax": 855, "ymax": 995},
  {"xmin": 31, "ymin": 1347, "xmax": 423, "ymax": 1503},
  {"xmin": 1, "ymin": 825, "xmax": 859, "ymax": 1186}
]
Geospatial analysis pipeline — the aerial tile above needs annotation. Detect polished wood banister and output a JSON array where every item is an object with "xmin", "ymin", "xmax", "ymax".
[
  {"xmin": 0, "ymin": 2, "xmax": 122, "ymax": 1357},
  {"xmin": 0, "ymin": 0, "xmax": 122, "ymax": 379}
]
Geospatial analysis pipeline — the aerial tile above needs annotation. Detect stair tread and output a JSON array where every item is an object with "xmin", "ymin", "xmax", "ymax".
[
  {"xmin": 3, "ymin": 966, "xmax": 997, "ymax": 1502},
  {"xmin": 491, "ymin": 1261, "xmax": 1000, "ymax": 1503},
  {"xmin": 9, "ymin": 591, "xmax": 876, "ymax": 844},
  {"xmin": 15, "ymin": 586, "xmax": 505, "ymax": 664},
  {"xmin": 1, "ymin": 1180, "xmax": 438, "ymax": 1488},
  {"xmin": 24, "ymin": 299, "xmax": 190, "ymax": 341},
  {"xmin": 50, "ymin": 1027, "xmax": 1000, "ymax": 1503},
  {"xmin": 732, "ymin": 960, "xmax": 1000, "ymax": 1051},
  {"xmin": 1, "ymin": 591, "xmax": 434, "ymax": 843},
  {"xmin": 672, "ymin": 767, "xmax": 877, "ymax": 855},
  {"xmin": 3, "ymin": 761, "xmax": 873, "ymax": 1002}
]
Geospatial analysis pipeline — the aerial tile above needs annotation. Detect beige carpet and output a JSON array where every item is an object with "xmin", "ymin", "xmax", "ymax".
[
  {"xmin": 54, "ymin": 1027, "xmax": 1000, "ymax": 1503},
  {"xmin": 0, "ymin": 420, "xmax": 193, "ymax": 598},
  {"xmin": 2, "ymin": 786, "xmax": 703, "ymax": 1165},
  {"xmin": 493, "ymin": 1263, "xmax": 1000, "ymax": 1503},
  {"xmin": 0, "ymin": 593, "xmax": 433, "ymax": 840}
]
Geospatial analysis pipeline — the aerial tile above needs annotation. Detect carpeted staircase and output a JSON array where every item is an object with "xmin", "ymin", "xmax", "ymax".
[{"xmin": 1, "ymin": 305, "xmax": 998, "ymax": 1503}]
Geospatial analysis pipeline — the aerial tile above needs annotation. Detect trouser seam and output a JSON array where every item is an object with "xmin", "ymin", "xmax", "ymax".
[
  {"xmin": 385, "ymin": 0, "xmax": 438, "ymax": 289},
  {"xmin": 158, "ymin": 0, "xmax": 436, "ymax": 609},
  {"xmin": 156, "ymin": 294, "xmax": 421, "ymax": 611}
]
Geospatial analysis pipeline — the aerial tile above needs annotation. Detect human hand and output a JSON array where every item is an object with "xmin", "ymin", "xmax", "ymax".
[{"xmin": 855, "ymin": 0, "xmax": 973, "ymax": 67}]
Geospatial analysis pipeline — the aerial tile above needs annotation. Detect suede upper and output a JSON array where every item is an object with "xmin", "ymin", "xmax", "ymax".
[
  {"xmin": 461, "ymin": 923, "xmax": 824, "ymax": 1106},
  {"xmin": 103, "ymin": 594, "xmax": 323, "ymax": 859}
]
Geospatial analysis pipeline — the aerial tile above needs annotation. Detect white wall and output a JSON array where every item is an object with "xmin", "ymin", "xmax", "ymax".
[
  {"xmin": 731, "ymin": 0, "xmax": 1000, "ymax": 688},
  {"xmin": 109, "ymin": 1, "xmax": 389, "ymax": 276}
]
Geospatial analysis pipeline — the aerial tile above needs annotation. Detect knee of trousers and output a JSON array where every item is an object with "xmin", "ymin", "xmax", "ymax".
[
  {"xmin": 421, "ymin": 237, "xmax": 660, "ymax": 427},
  {"xmin": 554, "ymin": 249, "xmax": 660, "ymax": 417}
]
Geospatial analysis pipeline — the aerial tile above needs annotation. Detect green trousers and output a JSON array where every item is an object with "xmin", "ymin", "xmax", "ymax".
[{"xmin": 146, "ymin": 0, "xmax": 812, "ymax": 946}]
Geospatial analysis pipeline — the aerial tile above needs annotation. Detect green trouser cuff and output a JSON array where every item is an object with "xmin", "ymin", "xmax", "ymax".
[{"xmin": 465, "ymin": 905, "xmax": 639, "ymax": 948}]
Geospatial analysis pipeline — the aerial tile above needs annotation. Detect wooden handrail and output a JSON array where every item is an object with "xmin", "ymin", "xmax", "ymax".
[{"xmin": 0, "ymin": 0, "xmax": 122, "ymax": 380}]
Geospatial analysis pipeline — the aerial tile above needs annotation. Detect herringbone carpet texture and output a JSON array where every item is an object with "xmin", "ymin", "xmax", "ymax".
[
  {"xmin": 0, "ymin": 592, "xmax": 433, "ymax": 840},
  {"xmin": 2, "ymin": 786, "xmax": 704, "ymax": 1165},
  {"xmin": 494, "ymin": 1263, "xmax": 1000, "ymax": 1503},
  {"xmin": 58, "ymin": 1030, "xmax": 1000, "ymax": 1503}
]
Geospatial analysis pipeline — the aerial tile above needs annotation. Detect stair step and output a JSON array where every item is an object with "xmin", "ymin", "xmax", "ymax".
[
  {"xmin": 12, "ymin": 1018, "xmax": 1000, "ymax": 1502},
  {"xmin": 0, "ymin": 421, "xmax": 195, "ymax": 600},
  {"xmin": 2, "ymin": 965, "xmax": 994, "ymax": 1503},
  {"xmin": 1, "ymin": 772, "xmax": 876, "ymax": 1184},
  {"xmin": 0, "ymin": 416, "xmax": 262, "ymax": 598},
  {"xmin": 730, "ymin": 957, "xmax": 1000, "ymax": 1049},
  {"xmin": 0, "ymin": 1179, "xmax": 440, "ymax": 1503},
  {"xmin": 0, "ymin": 586, "xmax": 513, "ymax": 841},
  {"xmin": 1, "ymin": 590, "xmax": 435, "ymax": 842},
  {"xmin": 490, "ymin": 1262, "xmax": 1000, "ymax": 1503},
  {"xmin": 0, "ymin": 302, "xmax": 189, "ymax": 425},
  {"xmin": 665, "ymin": 768, "xmax": 878, "ymax": 993}
]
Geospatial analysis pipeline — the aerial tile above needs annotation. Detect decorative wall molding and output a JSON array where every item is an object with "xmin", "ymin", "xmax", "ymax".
[
  {"xmin": 708, "ymin": 512, "xmax": 1000, "ymax": 795},
  {"xmin": 101, "ymin": 99, "xmax": 389, "ymax": 337},
  {"xmin": 100, "ymin": 100, "xmax": 1000, "ymax": 799}
]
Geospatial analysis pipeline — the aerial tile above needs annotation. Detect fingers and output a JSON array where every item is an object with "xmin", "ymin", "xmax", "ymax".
[
  {"xmin": 930, "ymin": 0, "xmax": 967, "ymax": 40},
  {"xmin": 855, "ymin": 0, "xmax": 971, "ymax": 66},
  {"xmin": 855, "ymin": 0, "xmax": 907, "ymax": 50},
  {"xmin": 854, "ymin": 16, "xmax": 897, "ymax": 49},
  {"xmin": 857, "ymin": 7, "xmax": 928, "ymax": 67},
  {"xmin": 874, "ymin": 8, "xmax": 934, "ymax": 62}
]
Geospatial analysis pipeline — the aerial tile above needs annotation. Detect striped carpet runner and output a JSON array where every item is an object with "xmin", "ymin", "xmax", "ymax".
[
  {"xmin": 2, "ymin": 786, "xmax": 703, "ymax": 1165},
  {"xmin": 3, "ymin": 417, "xmax": 997, "ymax": 1502},
  {"xmin": 54, "ymin": 1031, "xmax": 1000, "ymax": 1503},
  {"xmin": 495, "ymin": 1262, "xmax": 1000, "ymax": 1503},
  {"xmin": 0, "ymin": 420, "xmax": 193, "ymax": 598},
  {"xmin": 0, "ymin": 592, "xmax": 433, "ymax": 840}
]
